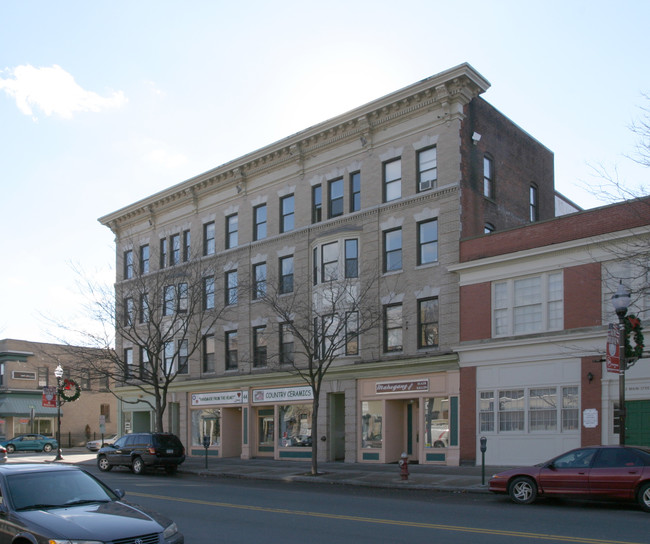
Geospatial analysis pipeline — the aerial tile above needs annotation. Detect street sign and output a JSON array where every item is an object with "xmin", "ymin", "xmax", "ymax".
[
  {"xmin": 606, "ymin": 323, "xmax": 620, "ymax": 374},
  {"xmin": 42, "ymin": 386, "xmax": 57, "ymax": 408}
]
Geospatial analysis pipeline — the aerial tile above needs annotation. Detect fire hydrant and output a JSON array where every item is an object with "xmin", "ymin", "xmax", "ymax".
[{"xmin": 399, "ymin": 452, "xmax": 409, "ymax": 480}]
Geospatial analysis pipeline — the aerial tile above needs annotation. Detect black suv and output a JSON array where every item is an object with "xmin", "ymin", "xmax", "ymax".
[{"xmin": 97, "ymin": 432, "xmax": 185, "ymax": 475}]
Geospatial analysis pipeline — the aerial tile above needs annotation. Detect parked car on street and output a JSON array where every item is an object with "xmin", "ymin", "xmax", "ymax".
[
  {"xmin": 0, "ymin": 434, "xmax": 58, "ymax": 453},
  {"xmin": 489, "ymin": 445, "xmax": 650, "ymax": 512},
  {"xmin": 0, "ymin": 463, "xmax": 183, "ymax": 543},
  {"xmin": 97, "ymin": 432, "xmax": 186, "ymax": 475},
  {"xmin": 86, "ymin": 434, "xmax": 118, "ymax": 451},
  {"xmin": 0, "ymin": 445, "xmax": 6, "ymax": 462}
]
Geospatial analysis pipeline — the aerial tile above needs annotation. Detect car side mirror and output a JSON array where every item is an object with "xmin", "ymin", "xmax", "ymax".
[
  {"xmin": 114, "ymin": 488, "xmax": 125, "ymax": 499},
  {"xmin": 547, "ymin": 462, "xmax": 556, "ymax": 470}
]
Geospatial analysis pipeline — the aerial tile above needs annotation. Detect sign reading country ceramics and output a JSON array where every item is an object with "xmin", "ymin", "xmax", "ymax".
[
  {"xmin": 376, "ymin": 379, "xmax": 429, "ymax": 394},
  {"xmin": 191, "ymin": 390, "xmax": 248, "ymax": 406},
  {"xmin": 252, "ymin": 386, "xmax": 314, "ymax": 403}
]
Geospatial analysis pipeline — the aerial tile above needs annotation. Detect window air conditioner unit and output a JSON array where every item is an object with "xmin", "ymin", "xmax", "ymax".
[{"xmin": 419, "ymin": 179, "xmax": 433, "ymax": 191}]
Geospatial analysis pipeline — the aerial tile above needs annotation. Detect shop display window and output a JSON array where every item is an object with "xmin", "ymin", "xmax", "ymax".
[
  {"xmin": 424, "ymin": 397, "xmax": 449, "ymax": 448},
  {"xmin": 361, "ymin": 401, "xmax": 382, "ymax": 448},
  {"xmin": 279, "ymin": 404, "xmax": 312, "ymax": 447},
  {"xmin": 191, "ymin": 408, "xmax": 221, "ymax": 447}
]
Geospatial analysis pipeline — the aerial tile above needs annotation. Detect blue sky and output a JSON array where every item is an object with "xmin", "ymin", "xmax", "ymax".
[{"xmin": 1, "ymin": 1, "xmax": 649, "ymax": 343}]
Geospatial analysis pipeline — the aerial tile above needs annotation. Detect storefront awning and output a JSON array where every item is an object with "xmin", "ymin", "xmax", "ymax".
[{"xmin": 0, "ymin": 396, "xmax": 57, "ymax": 417}]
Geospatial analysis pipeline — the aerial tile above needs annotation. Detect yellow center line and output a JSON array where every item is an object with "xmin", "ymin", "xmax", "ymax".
[{"xmin": 129, "ymin": 491, "xmax": 643, "ymax": 544}]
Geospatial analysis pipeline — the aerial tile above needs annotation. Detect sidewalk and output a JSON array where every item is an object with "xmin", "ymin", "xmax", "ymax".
[{"xmin": 55, "ymin": 449, "xmax": 497, "ymax": 493}]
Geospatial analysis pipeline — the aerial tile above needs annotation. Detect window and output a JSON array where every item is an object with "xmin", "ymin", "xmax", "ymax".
[
  {"xmin": 279, "ymin": 256, "xmax": 294, "ymax": 294},
  {"xmin": 562, "ymin": 386, "xmax": 579, "ymax": 430},
  {"xmin": 322, "ymin": 242, "xmax": 339, "ymax": 282},
  {"xmin": 424, "ymin": 397, "xmax": 449, "ymax": 448},
  {"xmin": 312, "ymin": 248, "xmax": 319, "ymax": 285},
  {"xmin": 383, "ymin": 228, "xmax": 402, "ymax": 272},
  {"xmin": 139, "ymin": 347, "xmax": 149, "ymax": 378},
  {"xmin": 183, "ymin": 230, "xmax": 191, "ymax": 262},
  {"xmin": 225, "ymin": 270, "xmax": 238, "ymax": 306},
  {"xmin": 226, "ymin": 214, "xmax": 238, "ymax": 249},
  {"xmin": 312, "ymin": 185, "xmax": 322, "ymax": 223},
  {"xmin": 203, "ymin": 276, "xmax": 215, "ymax": 310},
  {"xmin": 279, "ymin": 404, "xmax": 312, "ymax": 447},
  {"xmin": 124, "ymin": 297, "xmax": 135, "ymax": 326},
  {"xmin": 280, "ymin": 323, "xmax": 294, "ymax": 365},
  {"xmin": 140, "ymin": 293, "xmax": 150, "ymax": 323},
  {"xmin": 498, "ymin": 390, "xmax": 525, "ymax": 431},
  {"xmin": 418, "ymin": 219, "xmax": 438, "ymax": 265},
  {"xmin": 253, "ymin": 326, "xmax": 267, "ymax": 367},
  {"xmin": 484, "ymin": 223, "xmax": 495, "ymax": 234},
  {"xmin": 328, "ymin": 178, "xmax": 344, "ymax": 218},
  {"xmin": 124, "ymin": 348, "xmax": 134, "ymax": 380},
  {"xmin": 529, "ymin": 184, "xmax": 539, "ymax": 222},
  {"xmin": 418, "ymin": 297, "xmax": 439, "ymax": 348},
  {"xmin": 203, "ymin": 334, "xmax": 215, "ymax": 372},
  {"xmin": 483, "ymin": 155, "xmax": 494, "ymax": 198},
  {"xmin": 163, "ymin": 285, "xmax": 175, "ymax": 316},
  {"xmin": 345, "ymin": 239, "xmax": 358, "ymax": 278},
  {"xmin": 529, "ymin": 388, "xmax": 557, "ymax": 431},
  {"xmin": 417, "ymin": 146, "xmax": 437, "ymax": 191},
  {"xmin": 225, "ymin": 331, "xmax": 238, "ymax": 370},
  {"xmin": 170, "ymin": 234, "xmax": 180, "ymax": 265},
  {"xmin": 280, "ymin": 195, "xmax": 294, "ymax": 233},
  {"xmin": 38, "ymin": 367, "xmax": 48, "ymax": 387},
  {"xmin": 479, "ymin": 391, "xmax": 495, "ymax": 432},
  {"xmin": 124, "ymin": 250, "xmax": 134, "ymax": 279},
  {"xmin": 254, "ymin": 204, "xmax": 267, "ymax": 241},
  {"xmin": 163, "ymin": 341, "xmax": 175, "ymax": 374},
  {"xmin": 177, "ymin": 282, "xmax": 188, "ymax": 312},
  {"xmin": 361, "ymin": 401, "xmax": 382, "ymax": 448},
  {"xmin": 383, "ymin": 158, "xmax": 401, "ymax": 202},
  {"xmin": 203, "ymin": 221, "xmax": 215, "ymax": 256},
  {"xmin": 100, "ymin": 404, "xmax": 111, "ymax": 423},
  {"xmin": 384, "ymin": 304, "xmax": 403, "ymax": 352},
  {"xmin": 350, "ymin": 172, "xmax": 360, "ymax": 212},
  {"xmin": 253, "ymin": 262, "xmax": 266, "ymax": 300},
  {"xmin": 160, "ymin": 238, "xmax": 168, "ymax": 268},
  {"xmin": 345, "ymin": 311, "xmax": 359, "ymax": 355},
  {"xmin": 139, "ymin": 245, "xmax": 150, "ymax": 275},
  {"xmin": 493, "ymin": 272, "xmax": 563, "ymax": 336}
]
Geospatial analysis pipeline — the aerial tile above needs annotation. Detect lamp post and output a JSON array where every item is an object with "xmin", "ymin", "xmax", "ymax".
[
  {"xmin": 611, "ymin": 282, "xmax": 631, "ymax": 445},
  {"xmin": 54, "ymin": 364, "xmax": 64, "ymax": 460}
]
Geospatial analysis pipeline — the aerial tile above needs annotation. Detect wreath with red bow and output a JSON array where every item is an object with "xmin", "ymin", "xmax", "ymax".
[
  {"xmin": 59, "ymin": 378, "xmax": 81, "ymax": 402},
  {"xmin": 624, "ymin": 315, "xmax": 645, "ymax": 361}
]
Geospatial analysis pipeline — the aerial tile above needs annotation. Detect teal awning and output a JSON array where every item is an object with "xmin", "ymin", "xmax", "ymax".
[{"xmin": 0, "ymin": 396, "xmax": 57, "ymax": 417}]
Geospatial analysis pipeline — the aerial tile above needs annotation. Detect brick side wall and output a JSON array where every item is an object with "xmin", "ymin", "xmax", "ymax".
[
  {"xmin": 564, "ymin": 263, "xmax": 603, "ymax": 328},
  {"xmin": 581, "ymin": 356, "xmax": 603, "ymax": 446},
  {"xmin": 459, "ymin": 282, "xmax": 492, "ymax": 341},
  {"xmin": 459, "ymin": 366, "xmax": 477, "ymax": 465},
  {"xmin": 461, "ymin": 197, "xmax": 650, "ymax": 262}
]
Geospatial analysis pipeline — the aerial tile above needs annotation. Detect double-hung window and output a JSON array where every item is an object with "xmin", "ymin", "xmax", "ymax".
[
  {"xmin": 280, "ymin": 323, "xmax": 294, "ymax": 365},
  {"xmin": 417, "ymin": 146, "xmax": 437, "ymax": 191},
  {"xmin": 253, "ymin": 326, "xmax": 267, "ymax": 367},
  {"xmin": 225, "ymin": 331, "xmax": 238, "ymax": 370},
  {"xmin": 529, "ymin": 184, "xmax": 539, "ymax": 222},
  {"xmin": 178, "ymin": 339, "xmax": 189, "ymax": 374},
  {"xmin": 418, "ymin": 219, "xmax": 438, "ymax": 265},
  {"xmin": 383, "ymin": 228, "xmax": 402, "ymax": 272},
  {"xmin": 312, "ymin": 185, "xmax": 322, "ymax": 223},
  {"xmin": 279, "ymin": 256, "xmax": 294, "ymax": 294},
  {"xmin": 483, "ymin": 156, "xmax": 494, "ymax": 198},
  {"xmin": 322, "ymin": 242, "xmax": 339, "ymax": 282},
  {"xmin": 280, "ymin": 195, "xmax": 294, "ymax": 233},
  {"xmin": 344, "ymin": 239, "xmax": 358, "ymax": 278},
  {"xmin": 345, "ymin": 311, "xmax": 359, "ymax": 355},
  {"xmin": 140, "ymin": 293, "xmax": 149, "ymax": 323},
  {"xmin": 383, "ymin": 304, "xmax": 403, "ymax": 352},
  {"xmin": 163, "ymin": 341, "xmax": 175, "ymax": 374},
  {"xmin": 170, "ymin": 234, "xmax": 180, "ymax": 265},
  {"xmin": 140, "ymin": 245, "xmax": 150, "ymax": 275},
  {"xmin": 160, "ymin": 238, "xmax": 168, "ymax": 268},
  {"xmin": 124, "ymin": 348, "xmax": 134, "ymax": 380},
  {"xmin": 328, "ymin": 178, "xmax": 344, "ymax": 218},
  {"xmin": 350, "ymin": 172, "xmax": 360, "ymax": 212},
  {"xmin": 253, "ymin": 262, "xmax": 267, "ymax": 299},
  {"xmin": 383, "ymin": 158, "xmax": 401, "ymax": 202},
  {"xmin": 124, "ymin": 297, "xmax": 135, "ymax": 326},
  {"xmin": 183, "ymin": 230, "xmax": 191, "ymax": 262},
  {"xmin": 203, "ymin": 276, "xmax": 215, "ymax": 310},
  {"xmin": 254, "ymin": 204, "xmax": 267, "ymax": 241},
  {"xmin": 225, "ymin": 270, "xmax": 238, "ymax": 306},
  {"xmin": 163, "ymin": 285, "xmax": 175, "ymax": 316},
  {"xmin": 418, "ymin": 297, "xmax": 439, "ymax": 348},
  {"xmin": 123, "ymin": 250, "xmax": 134, "ymax": 279},
  {"xmin": 226, "ymin": 214, "xmax": 238, "ymax": 249},
  {"xmin": 203, "ymin": 221, "xmax": 215, "ymax": 256},
  {"xmin": 203, "ymin": 334, "xmax": 215, "ymax": 373},
  {"xmin": 177, "ymin": 282, "xmax": 188, "ymax": 312},
  {"xmin": 493, "ymin": 272, "xmax": 563, "ymax": 336}
]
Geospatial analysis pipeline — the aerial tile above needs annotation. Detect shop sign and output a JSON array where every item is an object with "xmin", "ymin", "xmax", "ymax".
[
  {"xmin": 191, "ymin": 390, "xmax": 248, "ymax": 406},
  {"xmin": 376, "ymin": 379, "xmax": 429, "ymax": 394},
  {"xmin": 12, "ymin": 371, "xmax": 36, "ymax": 380},
  {"xmin": 583, "ymin": 408, "xmax": 599, "ymax": 428},
  {"xmin": 252, "ymin": 386, "xmax": 313, "ymax": 403}
]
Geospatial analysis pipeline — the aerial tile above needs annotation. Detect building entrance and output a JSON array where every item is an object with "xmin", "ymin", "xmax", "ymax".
[{"xmin": 256, "ymin": 408, "xmax": 274, "ymax": 457}]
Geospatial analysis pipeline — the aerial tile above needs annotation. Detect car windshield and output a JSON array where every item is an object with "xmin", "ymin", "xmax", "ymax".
[{"xmin": 7, "ymin": 470, "xmax": 116, "ymax": 511}]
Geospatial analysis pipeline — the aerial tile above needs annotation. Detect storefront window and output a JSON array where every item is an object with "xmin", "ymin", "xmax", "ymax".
[
  {"xmin": 361, "ymin": 401, "xmax": 382, "ymax": 448},
  {"xmin": 424, "ymin": 397, "xmax": 449, "ymax": 448},
  {"xmin": 191, "ymin": 408, "xmax": 221, "ymax": 447},
  {"xmin": 279, "ymin": 404, "xmax": 312, "ymax": 447}
]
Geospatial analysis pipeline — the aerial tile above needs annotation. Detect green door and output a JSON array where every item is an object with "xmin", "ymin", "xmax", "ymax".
[{"xmin": 626, "ymin": 400, "xmax": 650, "ymax": 446}]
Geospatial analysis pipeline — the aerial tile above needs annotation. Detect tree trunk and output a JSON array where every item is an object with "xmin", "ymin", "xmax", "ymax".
[{"xmin": 311, "ymin": 397, "xmax": 319, "ymax": 475}]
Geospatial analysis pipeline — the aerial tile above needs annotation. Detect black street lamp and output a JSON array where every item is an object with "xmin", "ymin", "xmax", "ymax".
[
  {"xmin": 54, "ymin": 364, "xmax": 64, "ymax": 461},
  {"xmin": 611, "ymin": 282, "xmax": 631, "ymax": 445}
]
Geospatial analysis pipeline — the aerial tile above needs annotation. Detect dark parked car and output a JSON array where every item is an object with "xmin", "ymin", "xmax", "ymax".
[
  {"xmin": 97, "ymin": 432, "xmax": 186, "ymax": 475},
  {"xmin": 0, "ymin": 434, "xmax": 58, "ymax": 453},
  {"xmin": 0, "ymin": 463, "xmax": 183, "ymax": 543},
  {"xmin": 489, "ymin": 445, "xmax": 650, "ymax": 512}
]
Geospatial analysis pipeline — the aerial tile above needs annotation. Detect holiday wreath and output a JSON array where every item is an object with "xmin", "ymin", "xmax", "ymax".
[
  {"xmin": 59, "ymin": 378, "xmax": 81, "ymax": 402},
  {"xmin": 624, "ymin": 315, "xmax": 645, "ymax": 361}
]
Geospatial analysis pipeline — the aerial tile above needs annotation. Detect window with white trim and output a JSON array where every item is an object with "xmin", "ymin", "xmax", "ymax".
[
  {"xmin": 417, "ymin": 146, "xmax": 437, "ymax": 192},
  {"xmin": 493, "ymin": 272, "xmax": 563, "ymax": 336}
]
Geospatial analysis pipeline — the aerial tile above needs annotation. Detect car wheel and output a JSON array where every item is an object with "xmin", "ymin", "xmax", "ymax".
[
  {"xmin": 132, "ymin": 457, "xmax": 145, "ymax": 475},
  {"xmin": 43, "ymin": 443, "xmax": 53, "ymax": 453},
  {"xmin": 6, "ymin": 445, "xmax": 15, "ymax": 454},
  {"xmin": 508, "ymin": 476, "xmax": 538, "ymax": 505},
  {"xmin": 638, "ymin": 482, "xmax": 650, "ymax": 512},
  {"xmin": 165, "ymin": 465, "xmax": 178, "ymax": 475},
  {"xmin": 97, "ymin": 455, "xmax": 112, "ymax": 472}
]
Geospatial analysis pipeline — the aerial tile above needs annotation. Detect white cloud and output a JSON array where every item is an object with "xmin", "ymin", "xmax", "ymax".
[{"xmin": 0, "ymin": 64, "xmax": 127, "ymax": 120}]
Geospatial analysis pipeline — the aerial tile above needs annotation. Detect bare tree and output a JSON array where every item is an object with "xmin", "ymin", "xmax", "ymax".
[
  {"xmin": 57, "ymin": 252, "xmax": 227, "ymax": 432},
  {"xmin": 253, "ymin": 265, "xmax": 384, "ymax": 476}
]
